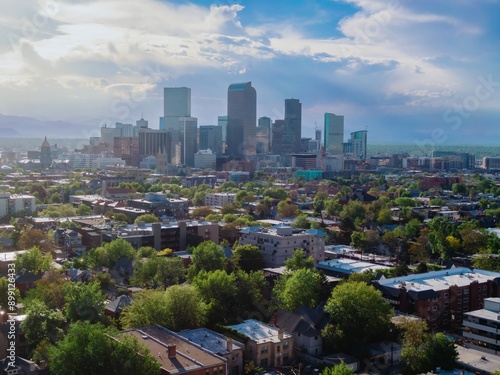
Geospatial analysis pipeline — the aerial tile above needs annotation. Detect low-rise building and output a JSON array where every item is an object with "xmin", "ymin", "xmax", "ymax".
[
  {"xmin": 376, "ymin": 267, "xmax": 500, "ymax": 330},
  {"xmin": 227, "ymin": 319, "xmax": 293, "ymax": 368},
  {"xmin": 463, "ymin": 297, "xmax": 500, "ymax": 355},
  {"xmin": 316, "ymin": 258, "xmax": 392, "ymax": 278},
  {"xmin": 238, "ymin": 224, "xmax": 326, "ymax": 267},
  {"xmin": 0, "ymin": 194, "xmax": 36, "ymax": 219},
  {"xmin": 205, "ymin": 193, "xmax": 236, "ymax": 207},
  {"xmin": 178, "ymin": 328, "xmax": 244, "ymax": 375},
  {"xmin": 119, "ymin": 325, "xmax": 227, "ymax": 375},
  {"xmin": 128, "ymin": 192, "xmax": 189, "ymax": 219}
]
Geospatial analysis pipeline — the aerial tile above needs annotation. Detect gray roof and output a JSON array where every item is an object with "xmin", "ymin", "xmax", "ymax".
[{"xmin": 178, "ymin": 328, "xmax": 244, "ymax": 355}]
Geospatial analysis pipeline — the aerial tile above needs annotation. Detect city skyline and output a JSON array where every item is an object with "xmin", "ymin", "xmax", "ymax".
[{"xmin": 1, "ymin": 1, "xmax": 500, "ymax": 144}]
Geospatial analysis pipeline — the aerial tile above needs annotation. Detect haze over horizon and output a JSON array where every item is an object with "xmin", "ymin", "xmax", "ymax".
[{"xmin": 1, "ymin": 0, "xmax": 500, "ymax": 145}]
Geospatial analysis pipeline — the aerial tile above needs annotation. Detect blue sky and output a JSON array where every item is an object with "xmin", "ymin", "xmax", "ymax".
[{"xmin": 1, "ymin": 0, "xmax": 500, "ymax": 145}]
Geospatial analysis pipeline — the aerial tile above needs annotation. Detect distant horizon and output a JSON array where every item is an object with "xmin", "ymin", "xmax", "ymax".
[{"xmin": 1, "ymin": 1, "xmax": 499, "ymax": 145}]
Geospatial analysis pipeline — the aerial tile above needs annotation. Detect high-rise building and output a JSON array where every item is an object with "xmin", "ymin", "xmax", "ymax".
[
  {"xmin": 138, "ymin": 128, "xmax": 171, "ymax": 163},
  {"xmin": 40, "ymin": 136, "xmax": 52, "ymax": 169},
  {"xmin": 113, "ymin": 137, "xmax": 140, "ymax": 167},
  {"xmin": 315, "ymin": 129, "xmax": 321, "ymax": 143},
  {"xmin": 199, "ymin": 125, "xmax": 223, "ymax": 156},
  {"xmin": 271, "ymin": 119, "xmax": 285, "ymax": 154},
  {"xmin": 285, "ymin": 99, "xmax": 302, "ymax": 153},
  {"xmin": 161, "ymin": 87, "xmax": 193, "ymax": 164},
  {"xmin": 179, "ymin": 117, "xmax": 198, "ymax": 166},
  {"xmin": 344, "ymin": 130, "xmax": 367, "ymax": 160},
  {"xmin": 324, "ymin": 113, "xmax": 344, "ymax": 155},
  {"xmin": 226, "ymin": 82, "xmax": 256, "ymax": 160},
  {"xmin": 258, "ymin": 116, "xmax": 272, "ymax": 152}
]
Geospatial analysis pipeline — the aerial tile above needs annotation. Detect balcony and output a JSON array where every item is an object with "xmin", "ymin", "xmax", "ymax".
[
  {"xmin": 463, "ymin": 331, "xmax": 500, "ymax": 346},
  {"xmin": 463, "ymin": 321, "xmax": 499, "ymax": 335}
]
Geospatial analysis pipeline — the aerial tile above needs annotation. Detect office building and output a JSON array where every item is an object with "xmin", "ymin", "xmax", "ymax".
[
  {"xmin": 239, "ymin": 224, "xmax": 326, "ymax": 267},
  {"xmin": 258, "ymin": 116, "xmax": 272, "ymax": 147},
  {"xmin": 324, "ymin": 113, "xmax": 344, "ymax": 155},
  {"xmin": 285, "ymin": 99, "xmax": 302, "ymax": 153},
  {"xmin": 40, "ymin": 137, "xmax": 52, "ymax": 169},
  {"xmin": 292, "ymin": 154, "xmax": 317, "ymax": 170},
  {"xmin": 138, "ymin": 128, "xmax": 171, "ymax": 162},
  {"xmin": 194, "ymin": 149, "xmax": 216, "ymax": 169},
  {"xmin": 343, "ymin": 130, "xmax": 367, "ymax": 160},
  {"xmin": 218, "ymin": 115, "xmax": 228, "ymax": 153},
  {"xmin": 113, "ymin": 137, "xmax": 140, "ymax": 167},
  {"xmin": 199, "ymin": 125, "xmax": 223, "ymax": 156},
  {"xmin": 315, "ymin": 129, "xmax": 321, "ymax": 143},
  {"xmin": 376, "ymin": 267, "xmax": 500, "ymax": 330},
  {"xmin": 271, "ymin": 119, "xmax": 285, "ymax": 154},
  {"xmin": 226, "ymin": 82, "xmax": 257, "ymax": 159},
  {"xmin": 161, "ymin": 87, "xmax": 194, "ymax": 165}
]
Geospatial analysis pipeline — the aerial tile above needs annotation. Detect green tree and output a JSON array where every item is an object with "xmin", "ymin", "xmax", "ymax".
[
  {"xmin": 63, "ymin": 281, "xmax": 106, "ymax": 324},
  {"xmin": 90, "ymin": 238, "xmax": 136, "ymax": 268},
  {"xmin": 113, "ymin": 212, "xmax": 131, "ymax": 224},
  {"xmin": 292, "ymin": 214, "xmax": 311, "ymax": 229},
  {"xmin": 284, "ymin": 249, "xmax": 315, "ymax": 271},
  {"xmin": 76, "ymin": 204, "xmax": 92, "ymax": 216},
  {"xmin": 273, "ymin": 268, "xmax": 324, "ymax": 311},
  {"xmin": 134, "ymin": 214, "xmax": 158, "ymax": 224},
  {"xmin": 120, "ymin": 285, "xmax": 206, "ymax": 331},
  {"xmin": 0, "ymin": 277, "xmax": 21, "ymax": 311},
  {"xmin": 21, "ymin": 299, "xmax": 65, "ymax": 348},
  {"xmin": 132, "ymin": 257, "xmax": 185, "ymax": 289},
  {"xmin": 15, "ymin": 246, "xmax": 53, "ymax": 273},
  {"xmin": 24, "ymin": 270, "xmax": 68, "ymax": 310},
  {"xmin": 377, "ymin": 208, "xmax": 393, "ymax": 225},
  {"xmin": 320, "ymin": 361, "xmax": 355, "ymax": 375},
  {"xmin": 48, "ymin": 321, "xmax": 161, "ymax": 375},
  {"xmin": 232, "ymin": 244, "xmax": 264, "ymax": 272},
  {"xmin": 324, "ymin": 281, "xmax": 392, "ymax": 358},
  {"xmin": 277, "ymin": 199, "xmax": 298, "ymax": 218},
  {"xmin": 187, "ymin": 241, "xmax": 225, "ymax": 280},
  {"xmin": 340, "ymin": 201, "xmax": 366, "ymax": 223},
  {"xmin": 350, "ymin": 231, "xmax": 368, "ymax": 251},
  {"xmin": 427, "ymin": 217, "xmax": 456, "ymax": 260}
]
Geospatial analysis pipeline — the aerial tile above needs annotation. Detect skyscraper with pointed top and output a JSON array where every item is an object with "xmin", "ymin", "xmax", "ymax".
[
  {"xmin": 226, "ymin": 82, "xmax": 256, "ymax": 160},
  {"xmin": 40, "ymin": 136, "xmax": 52, "ymax": 169}
]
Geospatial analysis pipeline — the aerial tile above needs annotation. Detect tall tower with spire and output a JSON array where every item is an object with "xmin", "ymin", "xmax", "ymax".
[{"xmin": 40, "ymin": 136, "xmax": 52, "ymax": 169}]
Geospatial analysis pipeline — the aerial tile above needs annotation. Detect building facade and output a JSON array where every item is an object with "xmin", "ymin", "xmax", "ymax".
[
  {"xmin": 463, "ymin": 297, "xmax": 500, "ymax": 355},
  {"xmin": 324, "ymin": 113, "xmax": 344, "ymax": 156},
  {"xmin": 376, "ymin": 267, "xmax": 500, "ymax": 330},
  {"xmin": 285, "ymin": 99, "xmax": 302, "ymax": 154},
  {"xmin": 205, "ymin": 193, "xmax": 236, "ymax": 207},
  {"xmin": 238, "ymin": 224, "xmax": 326, "ymax": 267},
  {"xmin": 228, "ymin": 319, "xmax": 294, "ymax": 368},
  {"xmin": 226, "ymin": 82, "xmax": 257, "ymax": 160},
  {"xmin": 199, "ymin": 126, "xmax": 223, "ymax": 156}
]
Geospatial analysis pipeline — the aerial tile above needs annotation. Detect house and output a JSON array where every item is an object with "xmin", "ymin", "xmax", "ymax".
[
  {"xmin": 0, "ymin": 356, "xmax": 42, "ymax": 375},
  {"xmin": 105, "ymin": 294, "xmax": 133, "ymax": 321},
  {"xmin": 119, "ymin": 325, "xmax": 227, "ymax": 375},
  {"xmin": 275, "ymin": 306, "xmax": 330, "ymax": 358},
  {"xmin": 178, "ymin": 328, "xmax": 244, "ymax": 375},
  {"xmin": 15, "ymin": 269, "xmax": 41, "ymax": 295},
  {"xmin": 227, "ymin": 319, "xmax": 294, "ymax": 368},
  {"xmin": 65, "ymin": 268, "xmax": 91, "ymax": 283}
]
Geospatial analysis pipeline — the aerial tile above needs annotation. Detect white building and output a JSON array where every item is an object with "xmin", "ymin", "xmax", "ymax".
[
  {"xmin": 205, "ymin": 192, "xmax": 236, "ymax": 207},
  {"xmin": 0, "ymin": 194, "xmax": 36, "ymax": 219},
  {"xmin": 194, "ymin": 149, "xmax": 216, "ymax": 170},
  {"xmin": 239, "ymin": 223, "xmax": 326, "ymax": 267},
  {"xmin": 92, "ymin": 157, "xmax": 126, "ymax": 170},
  {"xmin": 463, "ymin": 297, "xmax": 500, "ymax": 355}
]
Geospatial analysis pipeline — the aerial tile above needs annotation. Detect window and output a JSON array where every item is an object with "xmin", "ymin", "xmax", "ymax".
[
  {"xmin": 463, "ymin": 298, "xmax": 469, "ymax": 303},
  {"xmin": 483, "ymin": 285, "xmax": 487, "ymax": 291},
  {"xmin": 314, "ymin": 336, "xmax": 319, "ymax": 340},
  {"xmin": 458, "ymin": 299, "xmax": 462, "ymax": 304},
  {"xmin": 432, "ymin": 297, "xmax": 438, "ymax": 302},
  {"xmin": 458, "ymin": 290, "xmax": 462, "ymax": 295},
  {"xmin": 432, "ymin": 305, "xmax": 437, "ymax": 311},
  {"xmin": 283, "ymin": 341, "xmax": 289, "ymax": 349},
  {"xmin": 444, "ymin": 292, "xmax": 449, "ymax": 298},
  {"xmin": 463, "ymin": 306, "xmax": 469, "ymax": 312},
  {"xmin": 261, "ymin": 346, "xmax": 268, "ymax": 354},
  {"xmin": 457, "ymin": 308, "xmax": 462, "ymax": 313},
  {"xmin": 444, "ymin": 310, "xmax": 449, "ymax": 316},
  {"xmin": 464, "ymin": 289, "xmax": 469, "ymax": 295},
  {"xmin": 444, "ymin": 302, "xmax": 449, "ymax": 308}
]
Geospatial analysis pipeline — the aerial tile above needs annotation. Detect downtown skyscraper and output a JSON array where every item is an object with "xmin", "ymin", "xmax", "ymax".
[
  {"xmin": 284, "ymin": 98, "xmax": 302, "ymax": 154},
  {"xmin": 161, "ymin": 87, "xmax": 197, "ymax": 166},
  {"xmin": 324, "ymin": 113, "xmax": 344, "ymax": 155},
  {"xmin": 226, "ymin": 82, "xmax": 256, "ymax": 160}
]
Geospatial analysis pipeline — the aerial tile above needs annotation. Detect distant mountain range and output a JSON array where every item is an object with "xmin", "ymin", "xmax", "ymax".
[{"xmin": 0, "ymin": 114, "xmax": 99, "ymax": 138}]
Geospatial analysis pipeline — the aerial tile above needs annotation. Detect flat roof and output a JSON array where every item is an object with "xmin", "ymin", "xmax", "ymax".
[
  {"xmin": 378, "ymin": 267, "xmax": 500, "ymax": 293},
  {"xmin": 316, "ymin": 258, "xmax": 391, "ymax": 275},
  {"xmin": 228, "ymin": 319, "xmax": 292, "ymax": 344},
  {"xmin": 456, "ymin": 346, "xmax": 500, "ymax": 374},
  {"xmin": 178, "ymin": 328, "xmax": 244, "ymax": 356},
  {"xmin": 0, "ymin": 250, "xmax": 28, "ymax": 262}
]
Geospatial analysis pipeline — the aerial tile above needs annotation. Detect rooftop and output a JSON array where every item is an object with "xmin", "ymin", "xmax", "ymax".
[
  {"xmin": 378, "ymin": 267, "xmax": 500, "ymax": 293},
  {"xmin": 120, "ymin": 326, "xmax": 226, "ymax": 374},
  {"xmin": 178, "ymin": 328, "xmax": 244, "ymax": 356},
  {"xmin": 228, "ymin": 82, "xmax": 251, "ymax": 91},
  {"xmin": 316, "ymin": 258, "xmax": 391, "ymax": 275},
  {"xmin": 228, "ymin": 319, "xmax": 292, "ymax": 344}
]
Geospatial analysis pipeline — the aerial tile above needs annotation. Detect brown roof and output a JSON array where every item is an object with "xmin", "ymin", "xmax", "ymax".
[
  {"xmin": 106, "ymin": 188, "xmax": 134, "ymax": 195},
  {"xmin": 120, "ymin": 326, "xmax": 226, "ymax": 374}
]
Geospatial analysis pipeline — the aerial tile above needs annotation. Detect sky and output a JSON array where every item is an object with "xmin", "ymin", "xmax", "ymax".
[{"xmin": 1, "ymin": 0, "xmax": 500, "ymax": 146}]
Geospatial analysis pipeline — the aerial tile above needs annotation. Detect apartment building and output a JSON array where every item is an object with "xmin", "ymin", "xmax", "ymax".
[
  {"xmin": 204, "ymin": 193, "xmax": 236, "ymax": 207},
  {"xmin": 376, "ymin": 267, "xmax": 500, "ymax": 330},
  {"xmin": 463, "ymin": 297, "xmax": 500, "ymax": 355},
  {"xmin": 239, "ymin": 224, "xmax": 326, "ymax": 267}
]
